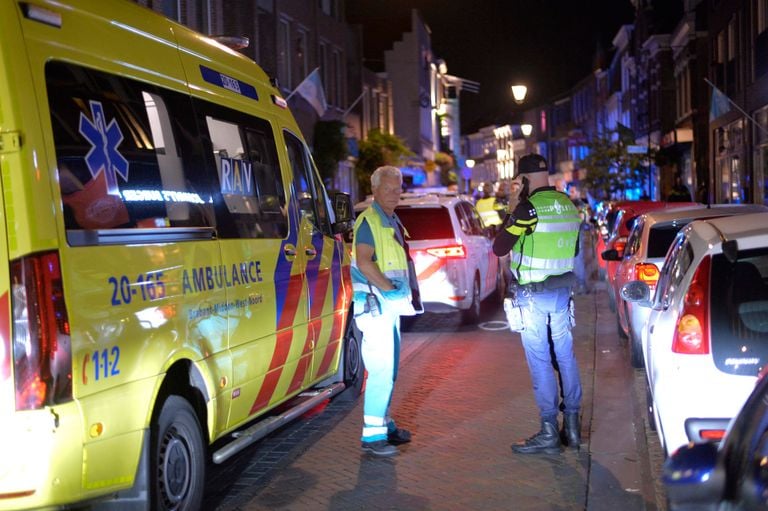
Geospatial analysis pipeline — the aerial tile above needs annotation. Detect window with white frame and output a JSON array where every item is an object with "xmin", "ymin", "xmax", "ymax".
[
  {"xmin": 319, "ymin": 42, "xmax": 329, "ymax": 102},
  {"xmin": 277, "ymin": 19, "xmax": 291, "ymax": 90},
  {"xmin": 728, "ymin": 19, "xmax": 737, "ymax": 61},
  {"xmin": 296, "ymin": 29, "xmax": 308, "ymax": 81},
  {"xmin": 332, "ymin": 49, "xmax": 342, "ymax": 107}
]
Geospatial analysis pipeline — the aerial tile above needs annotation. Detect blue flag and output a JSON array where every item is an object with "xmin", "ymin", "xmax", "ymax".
[
  {"xmin": 709, "ymin": 84, "xmax": 731, "ymax": 121},
  {"xmin": 294, "ymin": 68, "xmax": 328, "ymax": 116}
]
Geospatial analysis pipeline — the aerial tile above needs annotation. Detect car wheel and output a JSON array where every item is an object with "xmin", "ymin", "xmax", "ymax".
[
  {"xmin": 151, "ymin": 395, "xmax": 205, "ymax": 511},
  {"xmin": 645, "ymin": 381, "xmax": 657, "ymax": 432},
  {"xmin": 630, "ymin": 332, "xmax": 644, "ymax": 368},
  {"xmin": 461, "ymin": 276, "xmax": 481, "ymax": 324},
  {"xmin": 494, "ymin": 263, "xmax": 507, "ymax": 304},
  {"xmin": 607, "ymin": 285, "xmax": 616, "ymax": 312},
  {"xmin": 597, "ymin": 266, "xmax": 606, "ymax": 281},
  {"xmin": 616, "ymin": 313, "xmax": 627, "ymax": 340},
  {"xmin": 342, "ymin": 318, "xmax": 364, "ymax": 399}
]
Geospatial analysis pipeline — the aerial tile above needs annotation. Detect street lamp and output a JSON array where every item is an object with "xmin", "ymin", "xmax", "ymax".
[{"xmin": 511, "ymin": 84, "xmax": 527, "ymax": 104}]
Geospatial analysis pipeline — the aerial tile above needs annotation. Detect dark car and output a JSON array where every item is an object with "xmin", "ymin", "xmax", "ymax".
[{"xmin": 663, "ymin": 367, "xmax": 768, "ymax": 510}]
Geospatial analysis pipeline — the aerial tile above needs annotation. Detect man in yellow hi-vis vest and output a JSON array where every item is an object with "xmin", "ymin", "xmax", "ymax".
[
  {"xmin": 352, "ymin": 166, "xmax": 423, "ymax": 457},
  {"xmin": 493, "ymin": 154, "xmax": 583, "ymax": 455},
  {"xmin": 475, "ymin": 182, "xmax": 503, "ymax": 230}
]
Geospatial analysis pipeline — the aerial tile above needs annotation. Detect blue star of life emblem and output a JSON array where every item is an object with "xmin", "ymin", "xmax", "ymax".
[{"xmin": 79, "ymin": 100, "xmax": 129, "ymax": 195}]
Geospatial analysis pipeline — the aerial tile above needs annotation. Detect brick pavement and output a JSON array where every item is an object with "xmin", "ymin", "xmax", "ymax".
[{"xmin": 202, "ymin": 283, "xmax": 664, "ymax": 511}]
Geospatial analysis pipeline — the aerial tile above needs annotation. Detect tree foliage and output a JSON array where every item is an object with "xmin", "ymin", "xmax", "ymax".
[
  {"xmin": 580, "ymin": 131, "xmax": 654, "ymax": 200},
  {"xmin": 355, "ymin": 129, "xmax": 413, "ymax": 196},
  {"xmin": 312, "ymin": 120, "xmax": 348, "ymax": 185},
  {"xmin": 434, "ymin": 151, "xmax": 458, "ymax": 186}
]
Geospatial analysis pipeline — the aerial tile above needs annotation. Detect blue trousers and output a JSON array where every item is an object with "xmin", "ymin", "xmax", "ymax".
[
  {"xmin": 517, "ymin": 286, "xmax": 582, "ymax": 423},
  {"xmin": 353, "ymin": 303, "xmax": 401, "ymax": 443}
]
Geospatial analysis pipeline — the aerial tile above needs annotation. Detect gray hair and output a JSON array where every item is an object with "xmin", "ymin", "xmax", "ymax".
[{"xmin": 371, "ymin": 165, "xmax": 402, "ymax": 189}]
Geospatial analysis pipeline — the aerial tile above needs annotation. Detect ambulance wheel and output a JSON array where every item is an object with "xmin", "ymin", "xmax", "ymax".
[
  {"xmin": 151, "ymin": 396, "xmax": 205, "ymax": 511},
  {"xmin": 461, "ymin": 276, "xmax": 481, "ymax": 324},
  {"xmin": 341, "ymin": 319, "xmax": 364, "ymax": 400}
]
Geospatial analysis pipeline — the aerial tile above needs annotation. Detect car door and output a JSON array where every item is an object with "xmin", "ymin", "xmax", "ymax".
[
  {"xmin": 648, "ymin": 234, "xmax": 694, "ymax": 391},
  {"xmin": 616, "ymin": 218, "xmax": 645, "ymax": 326},
  {"xmin": 457, "ymin": 201, "xmax": 490, "ymax": 296}
]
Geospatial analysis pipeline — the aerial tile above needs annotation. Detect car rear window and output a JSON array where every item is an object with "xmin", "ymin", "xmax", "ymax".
[
  {"xmin": 396, "ymin": 206, "xmax": 455, "ymax": 240},
  {"xmin": 647, "ymin": 224, "xmax": 688, "ymax": 258},
  {"xmin": 710, "ymin": 248, "xmax": 768, "ymax": 376}
]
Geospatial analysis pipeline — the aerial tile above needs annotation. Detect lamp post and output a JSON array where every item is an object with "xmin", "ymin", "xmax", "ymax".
[
  {"xmin": 509, "ymin": 84, "xmax": 529, "ymax": 177},
  {"xmin": 511, "ymin": 84, "xmax": 528, "ymax": 104}
]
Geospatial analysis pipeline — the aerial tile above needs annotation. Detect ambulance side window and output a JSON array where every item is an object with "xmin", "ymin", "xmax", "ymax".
[
  {"xmin": 284, "ymin": 131, "xmax": 332, "ymax": 235},
  {"xmin": 196, "ymin": 101, "xmax": 288, "ymax": 239},
  {"xmin": 46, "ymin": 61, "xmax": 216, "ymax": 234}
]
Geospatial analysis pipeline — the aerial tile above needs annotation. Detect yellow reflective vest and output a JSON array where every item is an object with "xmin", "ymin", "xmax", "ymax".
[
  {"xmin": 476, "ymin": 197, "xmax": 502, "ymax": 226},
  {"xmin": 352, "ymin": 205, "xmax": 416, "ymax": 314},
  {"xmin": 510, "ymin": 190, "xmax": 581, "ymax": 285}
]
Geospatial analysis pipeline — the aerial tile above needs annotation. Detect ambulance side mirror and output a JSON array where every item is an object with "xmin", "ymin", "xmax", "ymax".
[{"xmin": 331, "ymin": 192, "xmax": 354, "ymax": 235}]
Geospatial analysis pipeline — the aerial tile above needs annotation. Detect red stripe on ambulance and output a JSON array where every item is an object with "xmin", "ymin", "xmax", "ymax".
[
  {"xmin": 249, "ymin": 272, "xmax": 303, "ymax": 414},
  {"xmin": 314, "ymin": 309, "xmax": 345, "ymax": 378},
  {"xmin": 287, "ymin": 263, "xmax": 330, "ymax": 391}
]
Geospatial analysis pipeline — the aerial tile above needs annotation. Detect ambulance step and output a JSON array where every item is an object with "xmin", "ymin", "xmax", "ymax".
[{"xmin": 212, "ymin": 381, "xmax": 346, "ymax": 464}]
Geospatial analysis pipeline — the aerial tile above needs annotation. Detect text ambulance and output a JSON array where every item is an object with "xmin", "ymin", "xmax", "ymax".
[{"xmin": 0, "ymin": 1, "xmax": 361, "ymax": 509}]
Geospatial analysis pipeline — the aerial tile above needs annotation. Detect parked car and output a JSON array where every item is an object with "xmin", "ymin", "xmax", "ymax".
[
  {"xmin": 601, "ymin": 200, "xmax": 697, "ymax": 312},
  {"xmin": 662, "ymin": 367, "xmax": 768, "ymax": 510},
  {"xmin": 622, "ymin": 212, "xmax": 768, "ymax": 456},
  {"xmin": 354, "ymin": 192, "xmax": 504, "ymax": 323},
  {"xmin": 593, "ymin": 199, "xmax": 622, "ymax": 282},
  {"xmin": 606, "ymin": 204, "xmax": 768, "ymax": 367}
]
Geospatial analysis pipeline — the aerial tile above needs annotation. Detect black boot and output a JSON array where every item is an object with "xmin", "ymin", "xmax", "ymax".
[
  {"xmin": 563, "ymin": 413, "xmax": 581, "ymax": 450},
  {"xmin": 511, "ymin": 420, "xmax": 561, "ymax": 455}
]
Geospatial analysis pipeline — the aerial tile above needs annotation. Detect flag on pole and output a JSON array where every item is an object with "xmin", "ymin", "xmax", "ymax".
[
  {"xmin": 290, "ymin": 68, "xmax": 327, "ymax": 116},
  {"xmin": 709, "ymin": 83, "xmax": 731, "ymax": 121}
]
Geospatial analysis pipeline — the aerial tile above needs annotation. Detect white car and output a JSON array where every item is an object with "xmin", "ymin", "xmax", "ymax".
[
  {"xmin": 611, "ymin": 204, "xmax": 768, "ymax": 368},
  {"xmin": 355, "ymin": 192, "xmax": 504, "ymax": 323},
  {"xmin": 622, "ymin": 212, "xmax": 768, "ymax": 457}
]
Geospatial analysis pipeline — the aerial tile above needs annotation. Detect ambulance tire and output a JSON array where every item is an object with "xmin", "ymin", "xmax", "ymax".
[
  {"xmin": 151, "ymin": 396, "xmax": 205, "ymax": 511},
  {"xmin": 339, "ymin": 319, "xmax": 364, "ymax": 401}
]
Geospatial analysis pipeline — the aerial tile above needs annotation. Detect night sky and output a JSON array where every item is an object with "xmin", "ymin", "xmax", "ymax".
[{"xmin": 346, "ymin": 0, "xmax": 637, "ymax": 133}]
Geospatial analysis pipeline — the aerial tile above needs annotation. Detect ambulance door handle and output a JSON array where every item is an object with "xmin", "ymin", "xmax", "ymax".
[
  {"xmin": 283, "ymin": 245, "xmax": 297, "ymax": 260},
  {"xmin": 305, "ymin": 247, "xmax": 317, "ymax": 258}
]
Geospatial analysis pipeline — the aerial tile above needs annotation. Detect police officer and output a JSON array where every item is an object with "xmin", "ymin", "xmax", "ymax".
[
  {"xmin": 476, "ymin": 182, "xmax": 503, "ymax": 231},
  {"xmin": 493, "ymin": 154, "xmax": 583, "ymax": 454},
  {"xmin": 352, "ymin": 165, "xmax": 423, "ymax": 457}
]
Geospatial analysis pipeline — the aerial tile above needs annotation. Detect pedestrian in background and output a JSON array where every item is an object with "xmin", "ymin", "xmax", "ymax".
[
  {"xmin": 569, "ymin": 185, "xmax": 591, "ymax": 295},
  {"xmin": 476, "ymin": 182, "xmax": 503, "ymax": 231},
  {"xmin": 493, "ymin": 154, "xmax": 583, "ymax": 455},
  {"xmin": 352, "ymin": 165, "xmax": 423, "ymax": 457},
  {"xmin": 667, "ymin": 174, "xmax": 693, "ymax": 202}
]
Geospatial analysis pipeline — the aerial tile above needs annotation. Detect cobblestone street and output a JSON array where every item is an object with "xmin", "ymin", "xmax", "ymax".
[{"xmin": 203, "ymin": 274, "xmax": 668, "ymax": 510}]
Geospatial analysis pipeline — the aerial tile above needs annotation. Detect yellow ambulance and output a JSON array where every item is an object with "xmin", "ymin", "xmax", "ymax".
[{"xmin": 0, "ymin": 1, "xmax": 362, "ymax": 509}]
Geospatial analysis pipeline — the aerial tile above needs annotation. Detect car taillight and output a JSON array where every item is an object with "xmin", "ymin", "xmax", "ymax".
[
  {"xmin": 426, "ymin": 245, "xmax": 466, "ymax": 259},
  {"xmin": 614, "ymin": 237, "xmax": 627, "ymax": 255},
  {"xmin": 672, "ymin": 255, "xmax": 710, "ymax": 355},
  {"xmin": 11, "ymin": 251, "xmax": 72, "ymax": 410},
  {"xmin": 636, "ymin": 263, "xmax": 660, "ymax": 290}
]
